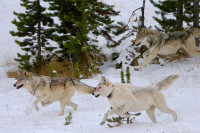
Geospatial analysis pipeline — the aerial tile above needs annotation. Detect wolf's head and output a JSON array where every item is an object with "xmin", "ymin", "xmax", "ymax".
[
  {"xmin": 134, "ymin": 28, "xmax": 158, "ymax": 48},
  {"xmin": 188, "ymin": 28, "xmax": 200, "ymax": 38},
  {"xmin": 93, "ymin": 76, "xmax": 113, "ymax": 98},
  {"xmin": 14, "ymin": 70, "xmax": 33, "ymax": 89}
]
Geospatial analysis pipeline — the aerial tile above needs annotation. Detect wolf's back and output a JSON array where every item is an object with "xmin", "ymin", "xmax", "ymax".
[{"xmin": 155, "ymin": 74, "xmax": 180, "ymax": 90}]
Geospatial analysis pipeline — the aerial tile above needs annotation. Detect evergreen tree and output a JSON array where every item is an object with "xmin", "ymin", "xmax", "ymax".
[
  {"xmin": 44, "ymin": 0, "xmax": 120, "ymax": 77},
  {"xmin": 150, "ymin": 0, "xmax": 185, "ymax": 32},
  {"xmin": 193, "ymin": 0, "xmax": 199, "ymax": 27},
  {"xmin": 10, "ymin": 0, "xmax": 55, "ymax": 72},
  {"xmin": 184, "ymin": 0, "xmax": 200, "ymax": 27},
  {"xmin": 150, "ymin": 0, "xmax": 200, "ymax": 32}
]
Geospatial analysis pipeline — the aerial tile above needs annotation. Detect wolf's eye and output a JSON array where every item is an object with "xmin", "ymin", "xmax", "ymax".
[{"xmin": 98, "ymin": 87, "xmax": 101, "ymax": 89}]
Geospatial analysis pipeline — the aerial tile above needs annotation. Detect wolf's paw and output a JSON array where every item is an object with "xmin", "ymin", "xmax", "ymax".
[
  {"xmin": 34, "ymin": 105, "xmax": 39, "ymax": 111},
  {"xmin": 124, "ymin": 113, "xmax": 131, "ymax": 118},
  {"xmin": 41, "ymin": 101, "xmax": 46, "ymax": 107},
  {"xmin": 41, "ymin": 101, "xmax": 53, "ymax": 107},
  {"xmin": 100, "ymin": 121, "xmax": 105, "ymax": 125},
  {"xmin": 59, "ymin": 112, "xmax": 64, "ymax": 116},
  {"xmin": 134, "ymin": 68, "xmax": 140, "ymax": 71},
  {"xmin": 73, "ymin": 106, "xmax": 77, "ymax": 111}
]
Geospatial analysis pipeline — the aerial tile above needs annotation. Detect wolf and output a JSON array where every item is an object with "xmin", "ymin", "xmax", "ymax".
[
  {"xmin": 93, "ymin": 74, "xmax": 180, "ymax": 125},
  {"xmin": 13, "ymin": 71, "xmax": 95, "ymax": 116},
  {"xmin": 134, "ymin": 28, "xmax": 200, "ymax": 71}
]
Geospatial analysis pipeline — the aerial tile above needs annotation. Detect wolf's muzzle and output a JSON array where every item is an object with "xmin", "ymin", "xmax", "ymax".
[
  {"xmin": 91, "ymin": 92, "xmax": 100, "ymax": 98},
  {"xmin": 16, "ymin": 84, "xmax": 23, "ymax": 89},
  {"xmin": 135, "ymin": 42, "xmax": 141, "ymax": 46},
  {"xmin": 95, "ymin": 94, "xmax": 100, "ymax": 98}
]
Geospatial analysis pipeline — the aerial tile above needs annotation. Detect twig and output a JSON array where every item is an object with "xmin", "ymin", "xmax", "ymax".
[{"xmin": 126, "ymin": 7, "xmax": 142, "ymax": 27}]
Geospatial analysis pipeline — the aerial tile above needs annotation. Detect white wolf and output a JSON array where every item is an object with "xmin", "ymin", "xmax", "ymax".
[{"xmin": 93, "ymin": 74, "xmax": 180, "ymax": 125}]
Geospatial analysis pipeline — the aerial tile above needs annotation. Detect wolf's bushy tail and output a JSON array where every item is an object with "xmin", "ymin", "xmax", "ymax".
[
  {"xmin": 73, "ymin": 80, "xmax": 95, "ymax": 94},
  {"xmin": 155, "ymin": 74, "xmax": 180, "ymax": 91}
]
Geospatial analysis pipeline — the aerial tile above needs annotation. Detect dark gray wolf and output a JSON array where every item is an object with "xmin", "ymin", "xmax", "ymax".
[{"xmin": 134, "ymin": 28, "xmax": 200, "ymax": 70}]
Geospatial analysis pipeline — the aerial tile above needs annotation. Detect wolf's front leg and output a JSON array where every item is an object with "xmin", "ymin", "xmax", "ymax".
[
  {"xmin": 118, "ymin": 105, "xmax": 131, "ymax": 118},
  {"xmin": 135, "ymin": 46, "xmax": 159, "ymax": 71},
  {"xmin": 101, "ymin": 108, "xmax": 120, "ymax": 125},
  {"xmin": 33, "ymin": 95, "xmax": 49, "ymax": 111}
]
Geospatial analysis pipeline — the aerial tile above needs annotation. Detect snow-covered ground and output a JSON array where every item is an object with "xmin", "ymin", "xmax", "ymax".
[
  {"xmin": 1, "ymin": 58, "xmax": 200, "ymax": 133},
  {"xmin": 1, "ymin": 0, "xmax": 200, "ymax": 133}
]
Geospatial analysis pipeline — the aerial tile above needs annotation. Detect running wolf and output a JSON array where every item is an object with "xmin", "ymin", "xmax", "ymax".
[
  {"xmin": 93, "ymin": 74, "xmax": 180, "ymax": 125},
  {"xmin": 134, "ymin": 28, "xmax": 200, "ymax": 71},
  {"xmin": 14, "ymin": 71, "xmax": 95, "ymax": 116}
]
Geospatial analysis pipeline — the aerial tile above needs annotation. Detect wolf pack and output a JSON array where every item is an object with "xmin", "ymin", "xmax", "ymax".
[{"xmin": 14, "ymin": 28, "xmax": 200, "ymax": 126}]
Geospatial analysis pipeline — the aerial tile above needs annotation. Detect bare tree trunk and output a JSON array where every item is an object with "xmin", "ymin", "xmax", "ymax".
[
  {"xmin": 194, "ymin": 0, "xmax": 199, "ymax": 27},
  {"xmin": 177, "ymin": 0, "xmax": 183, "ymax": 29},
  {"xmin": 194, "ymin": 0, "xmax": 199, "ymax": 46},
  {"xmin": 37, "ymin": 0, "xmax": 41, "ymax": 57},
  {"xmin": 140, "ymin": 0, "xmax": 145, "ymax": 28}
]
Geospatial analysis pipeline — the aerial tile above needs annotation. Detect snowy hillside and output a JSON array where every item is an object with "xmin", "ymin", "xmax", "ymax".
[{"xmin": 1, "ymin": 0, "xmax": 200, "ymax": 133}]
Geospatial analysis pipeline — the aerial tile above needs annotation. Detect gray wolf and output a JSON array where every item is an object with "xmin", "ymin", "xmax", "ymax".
[
  {"xmin": 134, "ymin": 28, "xmax": 200, "ymax": 71},
  {"xmin": 93, "ymin": 74, "xmax": 180, "ymax": 125},
  {"xmin": 14, "ymin": 71, "xmax": 95, "ymax": 116}
]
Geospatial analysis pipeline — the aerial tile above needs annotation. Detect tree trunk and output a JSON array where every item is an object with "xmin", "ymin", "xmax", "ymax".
[
  {"xmin": 177, "ymin": 0, "xmax": 183, "ymax": 28},
  {"xmin": 193, "ymin": 0, "xmax": 199, "ymax": 27},
  {"xmin": 140, "ymin": 0, "xmax": 145, "ymax": 28},
  {"xmin": 37, "ymin": 0, "xmax": 41, "ymax": 57},
  {"xmin": 194, "ymin": 0, "xmax": 199, "ymax": 46}
]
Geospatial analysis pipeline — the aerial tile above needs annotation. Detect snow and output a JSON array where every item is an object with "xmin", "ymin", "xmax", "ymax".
[{"xmin": 1, "ymin": 0, "xmax": 200, "ymax": 133}]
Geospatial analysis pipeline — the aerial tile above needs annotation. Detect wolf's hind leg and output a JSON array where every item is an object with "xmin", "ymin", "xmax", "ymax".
[
  {"xmin": 59, "ymin": 97, "xmax": 73, "ymax": 116},
  {"xmin": 146, "ymin": 106, "xmax": 157, "ymax": 123},
  {"xmin": 59, "ymin": 90, "xmax": 75, "ymax": 116},
  {"xmin": 185, "ymin": 37, "xmax": 200, "ymax": 56},
  {"xmin": 154, "ymin": 93, "xmax": 177, "ymax": 121}
]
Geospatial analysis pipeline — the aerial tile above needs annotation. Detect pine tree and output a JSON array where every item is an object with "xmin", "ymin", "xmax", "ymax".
[
  {"xmin": 44, "ymin": 0, "xmax": 120, "ymax": 78},
  {"xmin": 184, "ymin": 0, "xmax": 200, "ymax": 27},
  {"xmin": 150, "ymin": 0, "xmax": 185, "ymax": 32},
  {"xmin": 10, "ymin": 0, "xmax": 55, "ymax": 72},
  {"xmin": 150, "ymin": 0, "xmax": 200, "ymax": 32}
]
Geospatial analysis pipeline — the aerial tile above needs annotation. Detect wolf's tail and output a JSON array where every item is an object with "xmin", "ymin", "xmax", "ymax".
[
  {"xmin": 73, "ymin": 80, "xmax": 95, "ymax": 94},
  {"xmin": 155, "ymin": 74, "xmax": 180, "ymax": 91}
]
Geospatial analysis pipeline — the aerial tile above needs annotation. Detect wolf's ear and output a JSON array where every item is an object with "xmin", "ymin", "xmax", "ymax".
[
  {"xmin": 144, "ymin": 29, "xmax": 150, "ymax": 34},
  {"xmin": 145, "ymin": 29, "xmax": 157, "ymax": 34},
  {"xmin": 101, "ymin": 76, "xmax": 110, "ymax": 86},
  {"xmin": 24, "ymin": 71, "xmax": 32, "ymax": 77},
  {"xmin": 101, "ymin": 76, "xmax": 107, "ymax": 84},
  {"xmin": 17, "ymin": 69, "xmax": 23, "ymax": 75}
]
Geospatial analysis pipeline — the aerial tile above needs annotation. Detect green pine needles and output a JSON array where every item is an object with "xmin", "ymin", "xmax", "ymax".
[
  {"xmin": 44, "ymin": 0, "xmax": 120, "ymax": 78},
  {"xmin": 10, "ymin": 0, "xmax": 55, "ymax": 72},
  {"xmin": 11, "ymin": 0, "xmax": 121, "ymax": 77},
  {"xmin": 150, "ymin": 0, "xmax": 199, "ymax": 32}
]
